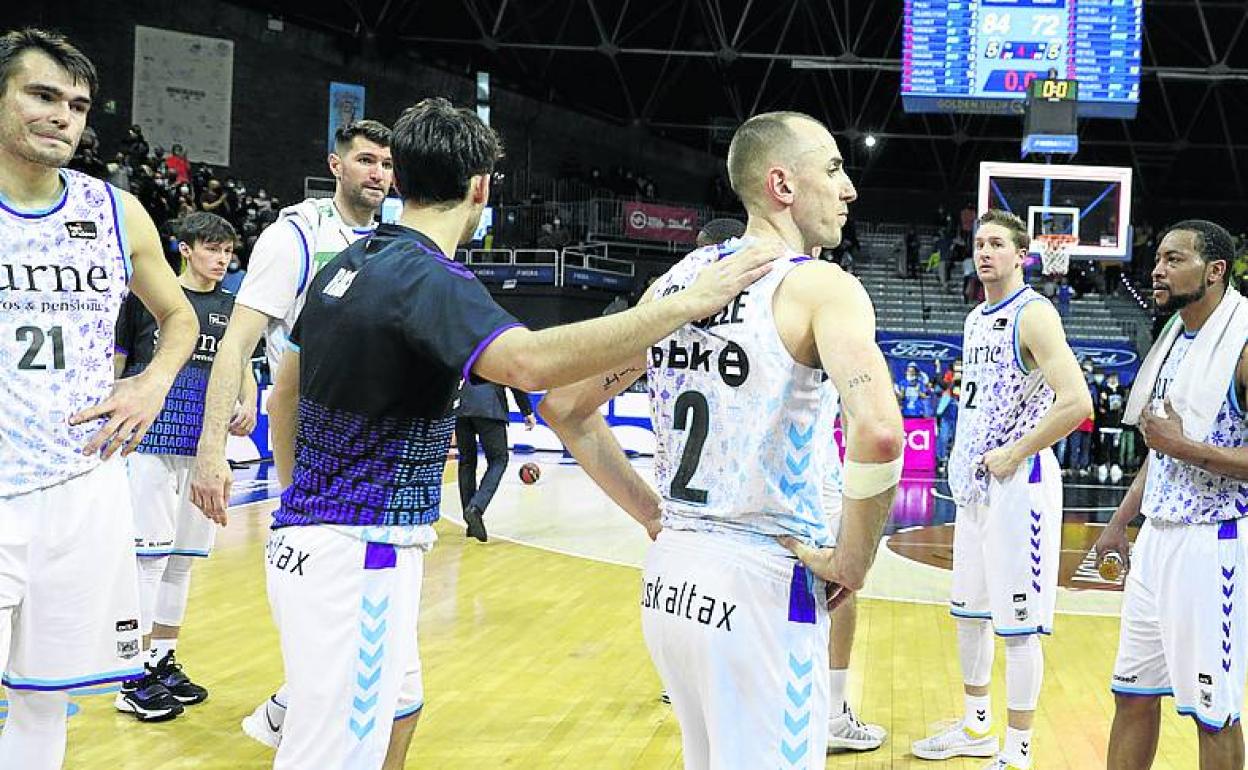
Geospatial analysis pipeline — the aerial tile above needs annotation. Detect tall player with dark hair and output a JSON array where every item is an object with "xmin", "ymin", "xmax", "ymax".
[
  {"xmin": 0, "ymin": 28, "xmax": 197, "ymax": 769},
  {"xmin": 263, "ymin": 97, "xmax": 780, "ymax": 769},
  {"xmin": 1096, "ymin": 220, "xmax": 1248, "ymax": 770}
]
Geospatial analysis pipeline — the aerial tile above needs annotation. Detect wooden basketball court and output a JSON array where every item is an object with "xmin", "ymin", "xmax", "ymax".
[{"xmin": 34, "ymin": 457, "xmax": 1218, "ymax": 768}]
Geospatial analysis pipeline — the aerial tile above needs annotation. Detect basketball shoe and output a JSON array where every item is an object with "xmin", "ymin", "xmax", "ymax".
[
  {"xmin": 827, "ymin": 703, "xmax": 886, "ymax": 751},
  {"xmin": 912, "ymin": 721, "xmax": 998, "ymax": 760}
]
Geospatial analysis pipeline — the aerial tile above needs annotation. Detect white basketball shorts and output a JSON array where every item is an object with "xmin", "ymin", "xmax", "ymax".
[
  {"xmin": 127, "ymin": 452, "xmax": 216, "ymax": 558},
  {"xmin": 0, "ymin": 458, "xmax": 143, "ymax": 691},
  {"xmin": 1111, "ymin": 516, "xmax": 1248, "ymax": 731},
  {"xmin": 950, "ymin": 449, "xmax": 1062, "ymax": 636},
  {"xmin": 642, "ymin": 529, "xmax": 831, "ymax": 770},
  {"xmin": 266, "ymin": 525, "xmax": 427, "ymax": 770}
]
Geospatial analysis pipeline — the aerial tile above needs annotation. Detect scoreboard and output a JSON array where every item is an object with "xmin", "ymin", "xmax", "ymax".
[{"xmin": 902, "ymin": 0, "xmax": 1142, "ymax": 118}]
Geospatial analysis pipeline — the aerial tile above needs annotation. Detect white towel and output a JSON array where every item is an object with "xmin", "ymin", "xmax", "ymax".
[{"xmin": 1124, "ymin": 287, "xmax": 1248, "ymax": 440}]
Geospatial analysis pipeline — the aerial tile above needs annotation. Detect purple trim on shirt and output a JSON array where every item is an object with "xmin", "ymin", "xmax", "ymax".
[
  {"xmin": 787, "ymin": 564, "xmax": 817, "ymax": 624},
  {"xmin": 114, "ymin": 345, "xmax": 130, "ymax": 356},
  {"xmin": 288, "ymin": 219, "xmax": 312, "ymax": 296},
  {"xmin": 364, "ymin": 542, "xmax": 397, "ymax": 569},
  {"xmin": 409, "ymin": 239, "xmax": 476, "ymax": 279},
  {"xmin": 462, "ymin": 322, "xmax": 525, "ymax": 381},
  {"xmin": 1220, "ymin": 519, "xmax": 1238, "ymax": 540},
  {"xmin": 789, "ymin": 256, "xmax": 813, "ymax": 263},
  {"xmin": 1029, "ymin": 454, "xmax": 1042, "ymax": 483}
]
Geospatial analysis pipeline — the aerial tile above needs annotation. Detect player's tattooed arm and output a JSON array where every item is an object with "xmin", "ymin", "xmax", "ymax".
[
  {"xmin": 844, "ymin": 371, "xmax": 874, "ymax": 389},
  {"xmin": 602, "ymin": 366, "xmax": 643, "ymax": 392}
]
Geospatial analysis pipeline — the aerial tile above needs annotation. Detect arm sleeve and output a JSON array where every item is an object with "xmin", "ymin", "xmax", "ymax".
[
  {"xmin": 401, "ymin": 268, "xmax": 523, "ymax": 381},
  {"xmin": 234, "ymin": 217, "xmax": 307, "ymax": 320}
]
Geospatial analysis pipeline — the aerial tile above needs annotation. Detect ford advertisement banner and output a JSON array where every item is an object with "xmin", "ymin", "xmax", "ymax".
[{"xmin": 876, "ymin": 331, "xmax": 1140, "ymax": 385}]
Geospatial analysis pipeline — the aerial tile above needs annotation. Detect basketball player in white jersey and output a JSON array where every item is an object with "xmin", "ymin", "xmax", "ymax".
[
  {"xmin": 1094, "ymin": 220, "xmax": 1248, "ymax": 770},
  {"xmin": 541, "ymin": 110, "xmax": 904, "ymax": 770},
  {"xmin": 185, "ymin": 120, "xmax": 392, "ymax": 746},
  {"xmin": 0, "ymin": 29, "xmax": 197, "ymax": 769},
  {"xmin": 912, "ymin": 210, "xmax": 1089, "ymax": 770}
]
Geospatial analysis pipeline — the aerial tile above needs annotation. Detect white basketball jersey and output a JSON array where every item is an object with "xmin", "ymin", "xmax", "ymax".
[
  {"xmin": 0, "ymin": 170, "xmax": 131, "ymax": 497},
  {"xmin": 647, "ymin": 241, "xmax": 839, "ymax": 547},
  {"xmin": 1141, "ymin": 332, "xmax": 1248, "ymax": 524},
  {"xmin": 948, "ymin": 286, "xmax": 1055, "ymax": 507},
  {"xmin": 249, "ymin": 197, "xmax": 374, "ymax": 373}
]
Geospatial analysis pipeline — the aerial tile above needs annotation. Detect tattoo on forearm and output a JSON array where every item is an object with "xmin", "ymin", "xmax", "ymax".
[
  {"xmin": 846, "ymin": 372, "xmax": 873, "ymax": 389},
  {"xmin": 603, "ymin": 367, "xmax": 641, "ymax": 391}
]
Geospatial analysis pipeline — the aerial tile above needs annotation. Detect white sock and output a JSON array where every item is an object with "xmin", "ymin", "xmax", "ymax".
[
  {"xmin": 1004, "ymin": 726, "xmax": 1033, "ymax": 767},
  {"xmin": 150, "ymin": 637, "xmax": 178, "ymax": 665},
  {"xmin": 964, "ymin": 693, "xmax": 991, "ymax": 735},
  {"xmin": 828, "ymin": 669, "xmax": 848, "ymax": 717}
]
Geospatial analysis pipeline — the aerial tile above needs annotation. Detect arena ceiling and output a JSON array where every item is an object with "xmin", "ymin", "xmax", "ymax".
[{"xmin": 234, "ymin": 0, "xmax": 1248, "ymax": 207}]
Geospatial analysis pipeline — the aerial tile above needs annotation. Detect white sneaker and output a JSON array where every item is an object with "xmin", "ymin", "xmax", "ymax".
[
  {"xmin": 912, "ymin": 721, "xmax": 998, "ymax": 761},
  {"xmin": 827, "ymin": 705, "xmax": 886, "ymax": 752},
  {"xmin": 241, "ymin": 695, "xmax": 284, "ymax": 749}
]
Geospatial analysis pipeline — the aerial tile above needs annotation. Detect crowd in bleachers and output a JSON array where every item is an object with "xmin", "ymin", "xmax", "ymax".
[
  {"xmin": 894, "ymin": 355, "xmax": 1142, "ymax": 482},
  {"xmin": 67, "ymin": 124, "xmax": 277, "ymax": 284}
]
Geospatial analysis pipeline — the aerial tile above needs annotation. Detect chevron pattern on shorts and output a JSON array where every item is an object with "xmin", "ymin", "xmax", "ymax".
[
  {"xmin": 780, "ymin": 652, "xmax": 813, "ymax": 767},
  {"xmin": 350, "ymin": 593, "xmax": 390, "ymax": 741}
]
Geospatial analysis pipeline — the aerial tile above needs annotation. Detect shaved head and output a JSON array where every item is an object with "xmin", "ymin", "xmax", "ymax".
[{"xmin": 726, "ymin": 111, "xmax": 826, "ymax": 207}]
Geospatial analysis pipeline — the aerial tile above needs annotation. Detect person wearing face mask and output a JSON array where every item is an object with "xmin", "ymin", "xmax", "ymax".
[
  {"xmin": 896, "ymin": 361, "xmax": 932, "ymax": 418},
  {"xmin": 1096, "ymin": 371, "xmax": 1127, "ymax": 483}
]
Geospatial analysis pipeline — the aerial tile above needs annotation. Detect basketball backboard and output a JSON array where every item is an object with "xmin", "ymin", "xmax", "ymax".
[{"xmin": 977, "ymin": 162, "xmax": 1133, "ymax": 260}]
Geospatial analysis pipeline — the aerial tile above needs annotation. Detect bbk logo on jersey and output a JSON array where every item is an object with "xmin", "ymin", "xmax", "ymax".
[{"xmin": 650, "ymin": 338, "xmax": 750, "ymax": 388}]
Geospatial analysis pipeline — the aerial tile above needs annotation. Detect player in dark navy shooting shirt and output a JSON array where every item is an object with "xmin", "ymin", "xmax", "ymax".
[
  {"xmin": 262, "ymin": 97, "xmax": 783, "ymax": 768},
  {"xmin": 113, "ymin": 211, "xmax": 258, "ymax": 721}
]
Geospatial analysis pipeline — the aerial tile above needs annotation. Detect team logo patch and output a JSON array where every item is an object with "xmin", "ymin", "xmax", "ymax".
[
  {"xmin": 116, "ymin": 618, "xmax": 138, "ymax": 633},
  {"xmin": 209, "ymin": 312, "xmax": 229, "ymax": 326},
  {"xmin": 117, "ymin": 639, "xmax": 140, "ymax": 659},
  {"xmin": 65, "ymin": 221, "xmax": 98, "ymax": 239},
  {"xmin": 993, "ymin": 318, "xmax": 1009, "ymax": 331},
  {"xmin": 1013, "ymin": 593, "xmax": 1027, "ymax": 603},
  {"xmin": 1014, "ymin": 607, "xmax": 1029, "ymax": 621},
  {"xmin": 1201, "ymin": 689, "xmax": 1214, "ymax": 708},
  {"xmin": 1199, "ymin": 673, "xmax": 1214, "ymax": 685}
]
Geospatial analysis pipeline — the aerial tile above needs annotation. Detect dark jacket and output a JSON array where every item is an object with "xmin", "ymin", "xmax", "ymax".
[{"xmin": 458, "ymin": 382, "xmax": 533, "ymax": 422}]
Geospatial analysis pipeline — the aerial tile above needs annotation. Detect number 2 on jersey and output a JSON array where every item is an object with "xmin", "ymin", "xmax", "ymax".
[
  {"xmin": 963, "ymin": 380, "xmax": 979, "ymax": 410},
  {"xmin": 16, "ymin": 325, "xmax": 65, "ymax": 370},
  {"xmin": 670, "ymin": 390, "xmax": 710, "ymax": 504}
]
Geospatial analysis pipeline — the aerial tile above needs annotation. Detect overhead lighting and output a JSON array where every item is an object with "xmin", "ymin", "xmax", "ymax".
[{"xmin": 864, "ymin": 134, "xmax": 878, "ymax": 149}]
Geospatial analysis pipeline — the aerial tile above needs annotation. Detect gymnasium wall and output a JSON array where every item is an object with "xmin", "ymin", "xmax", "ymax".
[{"xmin": 14, "ymin": 2, "xmax": 723, "ymax": 203}]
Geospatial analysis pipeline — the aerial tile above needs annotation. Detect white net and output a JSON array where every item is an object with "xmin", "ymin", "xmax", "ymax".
[{"xmin": 1037, "ymin": 235, "xmax": 1077, "ymax": 276}]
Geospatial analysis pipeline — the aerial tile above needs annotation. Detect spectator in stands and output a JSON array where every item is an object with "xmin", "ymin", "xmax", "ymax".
[
  {"xmin": 959, "ymin": 202, "xmax": 977, "ymax": 244},
  {"xmin": 121, "ymin": 124, "xmax": 149, "ymax": 168},
  {"xmin": 1056, "ymin": 275, "xmax": 1072, "ymax": 318},
  {"xmin": 1096, "ymin": 371, "xmax": 1127, "ymax": 482},
  {"xmin": 1065, "ymin": 360, "xmax": 1098, "ymax": 476},
  {"xmin": 107, "ymin": 151, "xmax": 132, "ymax": 191},
  {"xmin": 199, "ymin": 178, "xmax": 231, "ymax": 217},
  {"xmin": 935, "ymin": 358, "xmax": 962, "ymax": 472},
  {"xmin": 696, "ymin": 217, "xmax": 746, "ymax": 248},
  {"xmin": 68, "ymin": 126, "xmax": 108, "ymax": 180},
  {"xmin": 895, "ymin": 361, "xmax": 932, "ymax": 418},
  {"xmin": 905, "ymin": 225, "xmax": 920, "ymax": 278},
  {"xmin": 166, "ymin": 143, "xmax": 190, "ymax": 184}
]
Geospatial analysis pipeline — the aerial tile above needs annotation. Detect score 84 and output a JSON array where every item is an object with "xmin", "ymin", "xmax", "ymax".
[{"xmin": 982, "ymin": 12, "xmax": 1062, "ymax": 36}]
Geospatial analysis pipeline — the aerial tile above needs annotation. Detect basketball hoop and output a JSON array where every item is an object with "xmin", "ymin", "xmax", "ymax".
[{"xmin": 1035, "ymin": 234, "xmax": 1078, "ymax": 277}]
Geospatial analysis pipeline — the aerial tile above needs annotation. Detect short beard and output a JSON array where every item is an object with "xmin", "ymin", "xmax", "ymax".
[
  {"xmin": 1157, "ymin": 282, "xmax": 1206, "ymax": 313},
  {"xmin": 345, "ymin": 184, "xmax": 382, "ymax": 216}
]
